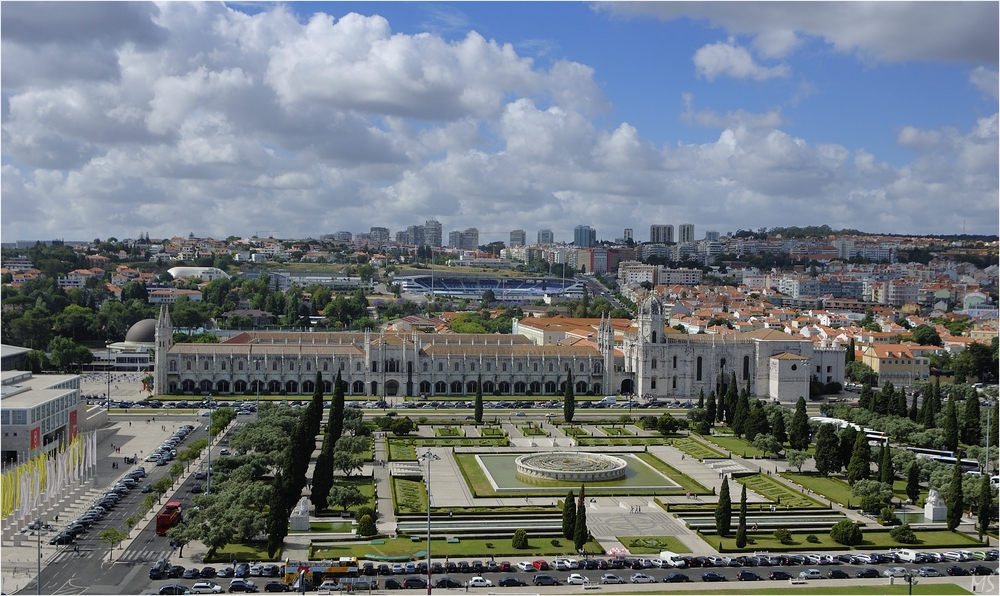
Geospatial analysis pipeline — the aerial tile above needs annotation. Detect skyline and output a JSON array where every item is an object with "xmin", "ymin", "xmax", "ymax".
[{"xmin": 2, "ymin": 1, "xmax": 998, "ymax": 243}]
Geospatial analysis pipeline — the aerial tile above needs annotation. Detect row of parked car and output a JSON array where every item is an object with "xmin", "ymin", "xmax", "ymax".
[
  {"xmin": 144, "ymin": 425, "xmax": 195, "ymax": 466},
  {"xmin": 50, "ymin": 467, "xmax": 147, "ymax": 545}
]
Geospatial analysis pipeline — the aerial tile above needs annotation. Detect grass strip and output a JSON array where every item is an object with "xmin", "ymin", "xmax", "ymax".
[
  {"xmin": 617, "ymin": 535, "xmax": 691, "ymax": 554},
  {"xmin": 736, "ymin": 473, "xmax": 827, "ymax": 509},
  {"xmin": 634, "ymin": 451, "xmax": 710, "ymax": 495}
]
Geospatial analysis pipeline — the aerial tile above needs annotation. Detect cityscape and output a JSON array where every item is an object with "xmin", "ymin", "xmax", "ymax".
[{"xmin": 2, "ymin": 2, "xmax": 998, "ymax": 595}]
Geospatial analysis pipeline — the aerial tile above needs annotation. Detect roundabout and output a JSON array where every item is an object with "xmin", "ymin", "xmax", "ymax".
[{"xmin": 515, "ymin": 452, "xmax": 628, "ymax": 482}]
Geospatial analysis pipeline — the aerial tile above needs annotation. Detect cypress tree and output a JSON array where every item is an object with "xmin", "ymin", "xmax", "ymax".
[
  {"xmin": 789, "ymin": 396, "xmax": 810, "ymax": 450},
  {"xmin": 859, "ymin": 383, "xmax": 873, "ymax": 411},
  {"xmin": 838, "ymin": 426, "xmax": 858, "ymax": 472},
  {"xmin": 474, "ymin": 373, "xmax": 484, "ymax": 424},
  {"xmin": 574, "ymin": 485, "xmax": 589, "ymax": 551},
  {"xmin": 732, "ymin": 391, "xmax": 750, "ymax": 438},
  {"xmin": 772, "ymin": 410, "xmax": 787, "ymax": 445},
  {"xmin": 930, "ymin": 376, "xmax": 942, "ymax": 415},
  {"xmin": 846, "ymin": 338, "xmax": 856, "ymax": 363},
  {"xmin": 563, "ymin": 370, "xmax": 575, "ymax": 423},
  {"xmin": 706, "ymin": 391, "xmax": 717, "ymax": 427},
  {"xmin": 846, "ymin": 431, "xmax": 871, "ymax": 485},
  {"xmin": 715, "ymin": 478, "xmax": 732, "ymax": 537},
  {"xmin": 908, "ymin": 392, "xmax": 919, "ymax": 422},
  {"xmin": 745, "ymin": 401, "xmax": 769, "ymax": 443},
  {"xmin": 562, "ymin": 490, "xmax": 576, "ymax": 541},
  {"xmin": 961, "ymin": 396, "xmax": 981, "ymax": 446},
  {"xmin": 311, "ymin": 428, "xmax": 336, "ymax": 512},
  {"xmin": 946, "ymin": 459, "xmax": 964, "ymax": 531},
  {"xmin": 735, "ymin": 483, "xmax": 748, "ymax": 548},
  {"xmin": 893, "ymin": 390, "xmax": 908, "ymax": 418},
  {"xmin": 906, "ymin": 462, "xmax": 921, "ymax": 503},
  {"xmin": 309, "ymin": 371, "xmax": 324, "ymax": 437},
  {"xmin": 943, "ymin": 397, "xmax": 959, "ymax": 453},
  {"xmin": 879, "ymin": 445, "xmax": 894, "ymax": 484},
  {"xmin": 697, "ymin": 388, "xmax": 704, "ymax": 409},
  {"xmin": 977, "ymin": 474, "xmax": 994, "ymax": 541},
  {"xmin": 329, "ymin": 371, "xmax": 345, "ymax": 440},
  {"xmin": 814, "ymin": 423, "xmax": 840, "ymax": 476},
  {"xmin": 920, "ymin": 388, "xmax": 936, "ymax": 428},
  {"xmin": 725, "ymin": 372, "xmax": 738, "ymax": 425}
]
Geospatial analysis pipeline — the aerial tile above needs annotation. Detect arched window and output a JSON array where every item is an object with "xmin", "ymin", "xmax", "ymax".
[
  {"xmin": 672, "ymin": 376, "xmax": 677, "ymax": 389},
  {"xmin": 272, "ymin": 361, "xmax": 278, "ymax": 371},
  {"xmin": 576, "ymin": 381, "xmax": 587, "ymax": 393},
  {"xmin": 451, "ymin": 381, "xmax": 463, "ymax": 394},
  {"xmin": 673, "ymin": 355, "xmax": 677, "ymax": 368},
  {"xmin": 353, "ymin": 380, "xmax": 365, "ymax": 394},
  {"xmin": 467, "ymin": 381, "xmax": 477, "ymax": 393},
  {"xmin": 186, "ymin": 362, "xmax": 191, "ymax": 371},
  {"xmin": 302, "ymin": 381, "xmax": 315, "ymax": 393},
  {"xmin": 548, "ymin": 363, "xmax": 554, "ymax": 372},
  {"xmin": 594, "ymin": 363, "xmax": 602, "ymax": 374},
  {"xmin": 204, "ymin": 361, "xmax": 209, "ymax": 370},
  {"xmin": 323, "ymin": 362, "xmax": 328, "ymax": 371},
  {"xmin": 216, "ymin": 380, "xmax": 230, "ymax": 393},
  {"xmin": 720, "ymin": 358, "xmax": 726, "ymax": 369},
  {"xmin": 255, "ymin": 361, "xmax": 261, "ymax": 371},
  {"xmin": 370, "ymin": 381, "xmax": 378, "ymax": 395},
  {"xmin": 743, "ymin": 355, "xmax": 750, "ymax": 380},
  {"xmin": 170, "ymin": 361, "xmax": 177, "ymax": 372},
  {"xmin": 438, "ymin": 362, "xmax": 444, "ymax": 372},
  {"xmin": 322, "ymin": 381, "xmax": 332, "ymax": 392},
  {"xmin": 530, "ymin": 381, "xmax": 541, "ymax": 394},
  {"xmin": 234, "ymin": 380, "xmax": 247, "ymax": 393},
  {"xmin": 651, "ymin": 358, "xmax": 657, "ymax": 370},
  {"xmin": 498, "ymin": 381, "xmax": 510, "ymax": 394},
  {"xmin": 579, "ymin": 362, "xmax": 584, "ymax": 372},
  {"xmin": 285, "ymin": 381, "xmax": 298, "ymax": 393},
  {"xmin": 221, "ymin": 361, "xmax": 226, "ymax": 371},
  {"xmin": 650, "ymin": 377, "xmax": 657, "ymax": 389},
  {"xmin": 544, "ymin": 381, "xmax": 556, "ymax": 394},
  {"xmin": 420, "ymin": 381, "xmax": 431, "ymax": 394},
  {"xmin": 502, "ymin": 363, "xmax": 507, "ymax": 372},
  {"xmin": 483, "ymin": 381, "xmax": 495, "ymax": 393},
  {"xmin": 533, "ymin": 363, "xmax": 538, "ymax": 372},
  {"xmin": 268, "ymin": 380, "xmax": 281, "ymax": 393},
  {"xmin": 306, "ymin": 362, "xmax": 311, "ymax": 371},
  {"xmin": 435, "ymin": 381, "xmax": 447, "ymax": 394},
  {"xmin": 181, "ymin": 380, "xmax": 195, "ymax": 392},
  {"xmin": 423, "ymin": 362, "xmax": 428, "ymax": 372},
  {"xmin": 238, "ymin": 361, "xmax": 244, "ymax": 371},
  {"xmin": 470, "ymin": 363, "xmax": 476, "ymax": 372},
  {"xmin": 289, "ymin": 362, "xmax": 295, "ymax": 371},
  {"xmin": 372, "ymin": 361, "xmax": 378, "ymax": 372},
  {"xmin": 454, "ymin": 362, "xmax": 460, "ymax": 372},
  {"xmin": 652, "ymin": 331, "xmax": 657, "ymax": 344},
  {"xmin": 486, "ymin": 363, "xmax": 492, "ymax": 372},
  {"xmin": 514, "ymin": 381, "xmax": 526, "ymax": 393},
  {"xmin": 517, "ymin": 363, "xmax": 523, "ymax": 372},
  {"xmin": 340, "ymin": 361, "xmax": 345, "ymax": 371},
  {"xmin": 696, "ymin": 356, "xmax": 703, "ymax": 381},
  {"xmin": 356, "ymin": 362, "xmax": 362, "ymax": 372}
]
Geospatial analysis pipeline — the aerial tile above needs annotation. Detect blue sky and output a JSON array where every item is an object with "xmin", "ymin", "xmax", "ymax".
[{"xmin": 2, "ymin": 2, "xmax": 997, "ymax": 242}]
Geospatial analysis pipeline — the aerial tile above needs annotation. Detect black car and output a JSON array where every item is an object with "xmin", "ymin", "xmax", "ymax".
[
  {"xmin": 736, "ymin": 571, "xmax": 762, "ymax": 581},
  {"xmin": 970, "ymin": 565, "xmax": 996, "ymax": 576},
  {"xmin": 158, "ymin": 586, "xmax": 190, "ymax": 595},
  {"xmin": 662, "ymin": 573, "xmax": 691, "ymax": 583},
  {"xmin": 361, "ymin": 563, "xmax": 375, "ymax": 576},
  {"xmin": 856, "ymin": 568, "xmax": 880, "ymax": 579},
  {"xmin": 533, "ymin": 574, "xmax": 560, "ymax": 586},
  {"xmin": 191, "ymin": 484, "xmax": 204, "ymax": 494},
  {"xmin": 701, "ymin": 572, "xmax": 727, "ymax": 582},
  {"xmin": 378, "ymin": 564, "xmax": 392, "ymax": 576},
  {"xmin": 457, "ymin": 561, "xmax": 470, "ymax": 573},
  {"xmin": 263, "ymin": 581, "xmax": 287, "ymax": 593},
  {"xmin": 402, "ymin": 577, "xmax": 426, "ymax": 589},
  {"xmin": 49, "ymin": 532, "xmax": 75, "ymax": 545},
  {"xmin": 383, "ymin": 579, "xmax": 403, "ymax": 589},
  {"xmin": 497, "ymin": 577, "xmax": 526, "ymax": 587},
  {"xmin": 201, "ymin": 567, "xmax": 218, "ymax": 578},
  {"xmin": 769, "ymin": 570, "xmax": 792, "ymax": 580},
  {"xmin": 168, "ymin": 565, "xmax": 186, "ymax": 578},
  {"xmin": 150, "ymin": 568, "xmax": 165, "ymax": 580},
  {"xmin": 827, "ymin": 568, "xmax": 849, "ymax": 579},
  {"xmin": 430, "ymin": 562, "xmax": 443, "ymax": 574},
  {"xmin": 435, "ymin": 578, "xmax": 462, "ymax": 588},
  {"xmin": 946, "ymin": 566, "xmax": 970, "ymax": 576}
]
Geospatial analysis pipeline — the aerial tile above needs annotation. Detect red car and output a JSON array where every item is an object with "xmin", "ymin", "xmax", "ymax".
[
  {"xmin": 499, "ymin": 561, "xmax": 512, "ymax": 572},
  {"xmin": 532, "ymin": 560, "xmax": 550, "ymax": 571}
]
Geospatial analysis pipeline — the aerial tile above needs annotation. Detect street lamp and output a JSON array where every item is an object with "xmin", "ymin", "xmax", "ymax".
[
  {"xmin": 419, "ymin": 449, "xmax": 440, "ymax": 595},
  {"xmin": 35, "ymin": 514, "xmax": 42, "ymax": 596},
  {"xmin": 903, "ymin": 570, "xmax": 917, "ymax": 595},
  {"xmin": 106, "ymin": 340, "xmax": 113, "ymax": 412},
  {"xmin": 206, "ymin": 392, "xmax": 213, "ymax": 495}
]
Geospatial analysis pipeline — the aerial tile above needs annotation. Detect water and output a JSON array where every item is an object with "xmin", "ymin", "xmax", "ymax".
[{"xmin": 896, "ymin": 511, "xmax": 928, "ymax": 524}]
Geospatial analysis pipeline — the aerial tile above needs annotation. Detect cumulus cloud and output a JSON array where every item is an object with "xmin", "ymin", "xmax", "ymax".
[
  {"xmin": 694, "ymin": 41, "xmax": 790, "ymax": 81},
  {"xmin": 969, "ymin": 66, "xmax": 999, "ymax": 99},
  {"xmin": 751, "ymin": 29, "xmax": 801, "ymax": 59},
  {"xmin": 599, "ymin": 2, "xmax": 999, "ymax": 64}
]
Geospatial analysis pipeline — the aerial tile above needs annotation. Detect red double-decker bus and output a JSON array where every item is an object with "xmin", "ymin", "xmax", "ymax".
[{"xmin": 155, "ymin": 501, "xmax": 182, "ymax": 535}]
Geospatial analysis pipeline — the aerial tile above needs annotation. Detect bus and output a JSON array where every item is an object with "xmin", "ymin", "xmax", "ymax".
[
  {"xmin": 155, "ymin": 501, "xmax": 182, "ymax": 536},
  {"xmin": 283, "ymin": 558, "xmax": 359, "ymax": 588}
]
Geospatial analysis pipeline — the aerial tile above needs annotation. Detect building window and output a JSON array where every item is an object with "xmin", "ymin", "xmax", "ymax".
[
  {"xmin": 743, "ymin": 356, "xmax": 749, "ymax": 380},
  {"xmin": 826, "ymin": 366, "xmax": 831, "ymax": 373},
  {"xmin": 221, "ymin": 362, "xmax": 226, "ymax": 371},
  {"xmin": 238, "ymin": 361, "xmax": 244, "ymax": 371},
  {"xmin": 323, "ymin": 362, "xmax": 328, "ymax": 371},
  {"xmin": 651, "ymin": 377, "xmax": 657, "ymax": 389},
  {"xmin": 549, "ymin": 363, "xmax": 553, "ymax": 372},
  {"xmin": 255, "ymin": 361, "xmax": 261, "ymax": 371},
  {"xmin": 289, "ymin": 362, "xmax": 295, "ymax": 371},
  {"xmin": 470, "ymin": 363, "xmax": 476, "ymax": 372},
  {"xmin": 652, "ymin": 331, "xmax": 657, "ymax": 344},
  {"xmin": 454, "ymin": 362, "xmax": 460, "ymax": 372},
  {"xmin": 423, "ymin": 362, "xmax": 428, "ymax": 372},
  {"xmin": 502, "ymin": 363, "xmax": 507, "ymax": 372},
  {"xmin": 486, "ymin": 363, "xmax": 492, "ymax": 372},
  {"xmin": 579, "ymin": 363, "xmax": 584, "ymax": 372},
  {"xmin": 518, "ymin": 363, "xmax": 523, "ymax": 372},
  {"xmin": 672, "ymin": 376, "xmax": 677, "ymax": 389},
  {"xmin": 272, "ymin": 362, "xmax": 278, "ymax": 371},
  {"xmin": 306, "ymin": 362, "xmax": 311, "ymax": 371},
  {"xmin": 356, "ymin": 362, "xmax": 362, "ymax": 372},
  {"xmin": 438, "ymin": 362, "xmax": 444, "ymax": 372},
  {"xmin": 696, "ymin": 356, "xmax": 702, "ymax": 381},
  {"xmin": 372, "ymin": 361, "xmax": 378, "ymax": 372},
  {"xmin": 186, "ymin": 362, "xmax": 191, "ymax": 371},
  {"xmin": 170, "ymin": 361, "xmax": 177, "ymax": 372},
  {"xmin": 533, "ymin": 363, "xmax": 538, "ymax": 372},
  {"xmin": 673, "ymin": 356, "xmax": 677, "ymax": 368},
  {"xmin": 651, "ymin": 358, "xmax": 657, "ymax": 370}
]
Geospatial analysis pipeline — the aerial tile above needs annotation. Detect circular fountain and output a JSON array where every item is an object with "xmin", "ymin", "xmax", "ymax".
[{"xmin": 515, "ymin": 452, "xmax": 628, "ymax": 482}]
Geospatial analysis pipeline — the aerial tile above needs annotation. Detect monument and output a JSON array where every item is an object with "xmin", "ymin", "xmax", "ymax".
[
  {"xmin": 924, "ymin": 489, "xmax": 946, "ymax": 522},
  {"xmin": 515, "ymin": 452, "xmax": 628, "ymax": 482},
  {"xmin": 290, "ymin": 496, "xmax": 311, "ymax": 531}
]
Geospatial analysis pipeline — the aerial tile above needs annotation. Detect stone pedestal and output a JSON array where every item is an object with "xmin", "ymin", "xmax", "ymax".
[
  {"xmin": 289, "ymin": 497, "xmax": 310, "ymax": 531},
  {"xmin": 924, "ymin": 489, "xmax": 946, "ymax": 522}
]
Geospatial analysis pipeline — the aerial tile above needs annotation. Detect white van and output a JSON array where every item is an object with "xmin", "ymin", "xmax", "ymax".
[
  {"xmin": 895, "ymin": 549, "xmax": 920, "ymax": 563},
  {"xmin": 658, "ymin": 551, "xmax": 687, "ymax": 568},
  {"xmin": 599, "ymin": 396, "xmax": 617, "ymax": 406}
]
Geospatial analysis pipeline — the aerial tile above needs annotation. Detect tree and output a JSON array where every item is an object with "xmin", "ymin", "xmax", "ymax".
[
  {"xmin": 732, "ymin": 391, "xmax": 750, "ymax": 438},
  {"xmin": 390, "ymin": 417, "xmax": 414, "ymax": 436},
  {"xmin": 911, "ymin": 324, "xmax": 942, "ymax": 346},
  {"xmin": 329, "ymin": 371, "xmax": 345, "ymax": 440},
  {"xmin": 908, "ymin": 392, "xmax": 919, "ymax": 422},
  {"xmin": 657, "ymin": 413, "xmax": 681, "ymax": 435},
  {"xmin": 47, "ymin": 336, "xmax": 93, "ymax": 372},
  {"xmin": 327, "ymin": 485, "xmax": 368, "ymax": 512},
  {"xmin": 308, "ymin": 371, "xmax": 324, "ymax": 437},
  {"xmin": 332, "ymin": 451, "xmax": 364, "ymax": 477},
  {"xmin": 846, "ymin": 338, "xmax": 856, "ymax": 363},
  {"xmin": 977, "ymin": 474, "xmax": 995, "ymax": 541},
  {"xmin": 961, "ymin": 396, "xmax": 981, "ymax": 446},
  {"xmin": 358, "ymin": 514, "xmax": 377, "ymax": 537},
  {"xmin": 772, "ymin": 410, "xmax": 787, "ymax": 445},
  {"xmin": 829, "ymin": 519, "xmax": 863, "ymax": 545},
  {"xmin": 788, "ymin": 397, "xmax": 810, "ymax": 450},
  {"xmin": 697, "ymin": 389, "xmax": 705, "ymax": 409},
  {"xmin": 838, "ymin": 426, "xmax": 858, "ymax": 473},
  {"xmin": 735, "ymin": 483, "xmax": 748, "ymax": 548},
  {"xmin": 879, "ymin": 445, "xmax": 894, "ymax": 484},
  {"xmin": 311, "ymin": 429, "xmax": 336, "ymax": 513},
  {"xmin": 813, "ymin": 424, "xmax": 840, "ymax": 476},
  {"xmin": 562, "ymin": 490, "xmax": 576, "ymax": 541},
  {"xmin": 563, "ymin": 370, "xmax": 575, "ymax": 422},
  {"xmin": 574, "ymin": 485, "xmax": 589, "ymax": 551},
  {"xmin": 785, "ymin": 449, "xmax": 809, "ymax": 473},
  {"xmin": 715, "ymin": 478, "xmax": 732, "ymax": 537},
  {"xmin": 942, "ymin": 397, "xmax": 959, "ymax": 453},
  {"xmin": 98, "ymin": 528, "xmax": 128, "ymax": 559},
  {"xmin": 752, "ymin": 434, "xmax": 783, "ymax": 457},
  {"xmin": 859, "ymin": 384, "xmax": 873, "ymax": 410},
  {"xmin": 773, "ymin": 528, "xmax": 793, "ymax": 544},
  {"xmin": 474, "ymin": 374, "xmax": 483, "ymax": 423},
  {"xmin": 512, "ymin": 528, "xmax": 528, "ymax": 549},
  {"xmin": 745, "ymin": 401, "xmax": 769, "ymax": 442},
  {"xmin": 906, "ymin": 462, "xmax": 921, "ymax": 503},
  {"xmin": 846, "ymin": 431, "xmax": 871, "ymax": 485},
  {"xmin": 890, "ymin": 523, "xmax": 918, "ymax": 544},
  {"xmin": 705, "ymin": 392, "xmax": 717, "ymax": 426},
  {"xmin": 946, "ymin": 459, "xmax": 964, "ymax": 531},
  {"xmin": 724, "ymin": 374, "xmax": 738, "ymax": 425}
]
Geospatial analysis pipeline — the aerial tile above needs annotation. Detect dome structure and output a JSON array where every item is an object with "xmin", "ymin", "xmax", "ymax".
[{"xmin": 124, "ymin": 319, "xmax": 157, "ymax": 344}]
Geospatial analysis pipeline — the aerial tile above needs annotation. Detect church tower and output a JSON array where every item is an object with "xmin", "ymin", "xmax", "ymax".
[
  {"xmin": 598, "ymin": 314, "xmax": 615, "ymax": 394},
  {"xmin": 637, "ymin": 295, "xmax": 665, "ymax": 345},
  {"xmin": 154, "ymin": 304, "xmax": 173, "ymax": 395}
]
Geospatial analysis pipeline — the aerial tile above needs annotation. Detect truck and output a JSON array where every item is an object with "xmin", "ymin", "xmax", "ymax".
[
  {"xmin": 598, "ymin": 396, "xmax": 617, "ymax": 406},
  {"xmin": 155, "ymin": 501, "xmax": 182, "ymax": 535}
]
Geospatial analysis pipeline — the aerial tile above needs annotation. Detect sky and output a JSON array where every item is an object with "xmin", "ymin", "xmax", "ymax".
[{"xmin": 2, "ymin": 1, "xmax": 998, "ymax": 244}]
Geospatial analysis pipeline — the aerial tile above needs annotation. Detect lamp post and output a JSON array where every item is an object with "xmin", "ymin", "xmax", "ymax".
[
  {"xmin": 206, "ymin": 392, "xmax": 213, "ymax": 495},
  {"xmin": 106, "ymin": 340, "xmax": 113, "ymax": 412},
  {"xmin": 419, "ymin": 449, "xmax": 440, "ymax": 595},
  {"xmin": 36, "ymin": 514, "xmax": 42, "ymax": 595}
]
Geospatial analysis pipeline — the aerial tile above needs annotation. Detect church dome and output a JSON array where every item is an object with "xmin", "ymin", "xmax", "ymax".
[{"xmin": 124, "ymin": 319, "xmax": 157, "ymax": 344}]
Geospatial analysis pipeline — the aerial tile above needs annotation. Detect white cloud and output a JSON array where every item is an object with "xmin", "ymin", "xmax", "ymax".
[
  {"xmin": 693, "ymin": 41, "xmax": 790, "ymax": 81},
  {"xmin": 752, "ymin": 29, "xmax": 800, "ymax": 59},
  {"xmin": 969, "ymin": 66, "xmax": 999, "ymax": 99}
]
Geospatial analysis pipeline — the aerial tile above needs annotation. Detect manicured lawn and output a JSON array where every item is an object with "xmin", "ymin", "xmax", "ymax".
[
  {"xmin": 634, "ymin": 451, "xmax": 710, "ymax": 495},
  {"xmin": 618, "ymin": 535, "xmax": 691, "ymax": 554},
  {"xmin": 520, "ymin": 424, "xmax": 547, "ymax": 436},
  {"xmin": 479, "ymin": 426, "xmax": 505, "ymax": 437},
  {"xmin": 781, "ymin": 472, "xmax": 853, "ymax": 507},
  {"xmin": 709, "ymin": 528, "xmax": 987, "ymax": 552},
  {"xmin": 577, "ymin": 437, "xmax": 670, "ymax": 446},
  {"xmin": 600, "ymin": 426, "xmax": 634, "ymax": 436},
  {"xmin": 704, "ymin": 434, "xmax": 767, "ymax": 457},
  {"xmin": 391, "ymin": 477, "xmax": 427, "ymax": 514},
  {"xmin": 561, "ymin": 426, "xmax": 589, "ymax": 437},
  {"xmin": 737, "ymin": 474, "xmax": 826, "ymax": 509},
  {"xmin": 893, "ymin": 478, "xmax": 929, "ymax": 503},
  {"xmin": 310, "ymin": 536, "xmax": 604, "ymax": 559},
  {"xmin": 649, "ymin": 586, "xmax": 969, "ymax": 595},
  {"xmin": 207, "ymin": 541, "xmax": 280, "ymax": 563},
  {"xmin": 434, "ymin": 426, "xmax": 463, "ymax": 437},
  {"xmin": 669, "ymin": 437, "xmax": 728, "ymax": 460},
  {"xmin": 387, "ymin": 440, "xmax": 416, "ymax": 461}
]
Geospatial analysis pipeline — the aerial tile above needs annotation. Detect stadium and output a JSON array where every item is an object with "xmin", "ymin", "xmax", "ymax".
[{"xmin": 394, "ymin": 273, "xmax": 585, "ymax": 302}]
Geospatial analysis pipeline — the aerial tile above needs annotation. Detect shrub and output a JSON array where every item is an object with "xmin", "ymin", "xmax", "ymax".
[
  {"xmin": 773, "ymin": 528, "xmax": 793, "ymax": 544},
  {"xmin": 890, "ymin": 524, "xmax": 918, "ymax": 544},
  {"xmin": 357, "ymin": 514, "xmax": 377, "ymax": 536},
  {"xmin": 550, "ymin": 539, "xmax": 561, "ymax": 547},
  {"xmin": 805, "ymin": 534, "xmax": 819, "ymax": 543},
  {"xmin": 355, "ymin": 506, "xmax": 377, "ymax": 522},
  {"xmin": 860, "ymin": 494, "xmax": 886, "ymax": 515},
  {"xmin": 830, "ymin": 519, "xmax": 864, "ymax": 546},
  {"xmin": 511, "ymin": 528, "xmax": 528, "ymax": 549}
]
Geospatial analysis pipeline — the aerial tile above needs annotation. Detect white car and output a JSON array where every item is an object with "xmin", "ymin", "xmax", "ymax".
[
  {"xmin": 191, "ymin": 581, "xmax": 223, "ymax": 594},
  {"xmin": 468, "ymin": 577, "xmax": 493, "ymax": 588},
  {"xmin": 941, "ymin": 552, "xmax": 961, "ymax": 562},
  {"xmin": 600, "ymin": 574, "xmax": 625, "ymax": 584},
  {"xmin": 804, "ymin": 554, "xmax": 821, "ymax": 565},
  {"xmin": 554, "ymin": 559, "xmax": 570, "ymax": 571},
  {"xmin": 883, "ymin": 567, "xmax": 909, "ymax": 578},
  {"xmin": 248, "ymin": 564, "xmax": 263, "ymax": 576},
  {"xmin": 516, "ymin": 561, "xmax": 534, "ymax": 572},
  {"xmin": 798, "ymin": 569, "xmax": 823, "ymax": 580},
  {"xmin": 630, "ymin": 573, "xmax": 655, "ymax": 584},
  {"xmin": 566, "ymin": 574, "xmax": 590, "ymax": 585}
]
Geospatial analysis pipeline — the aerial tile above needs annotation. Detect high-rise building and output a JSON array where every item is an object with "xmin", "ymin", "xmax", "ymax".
[
  {"xmin": 448, "ymin": 230, "xmax": 464, "ymax": 248},
  {"xmin": 405, "ymin": 225, "xmax": 425, "ymax": 246},
  {"xmin": 424, "ymin": 220, "xmax": 442, "ymax": 247},
  {"xmin": 332, "ymin": 231, "xmax": 352, "ymax": 242},
  {"xmin": 704, "ymin": 230, "xmax": 720, "ymax": 242},
  {"xmin": 509, "ymin": 229, "xmax": 526, "ymax": 247},
  {"xmin": 678, "ymin": 223, "xmax": 695, "ymax": 244},
  {"xmin": 649, "ymin": 224, "xmax": 673, "ymax": 244},
  {"xmin": 623, "ymin": 228, "xmax": 633, "ymax": 242},
  {"xmin": 461, "ymin": 228, "xmax": 479, "ymax": 251},
  {"xmin": 369, "ymin": 227, "xmax": 390, "ymax": 243},
  {"xmin": 574, "ymin": 225, "xmax": 596, "ymax": 248},
  {"xmin": 537, "ymin": 229, "xmax": 554, "ymax": 244}
]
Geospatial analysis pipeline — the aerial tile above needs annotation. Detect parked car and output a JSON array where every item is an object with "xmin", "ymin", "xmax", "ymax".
[
  {"xmin": 701, "ymin": 572, "xmax": 727, "ymax": 582},
  {"xmin": 883, "ymin": 567, "xmax": 909, "ymax": 578},
  {"xmin": 435, "ymin": 578, "xmax": 462, "ymax": 588},
  {"xmin": 565, "ymin": 574, "xmax": 589, "ymax": 585},
  {"xmin": 918, "ymin": 567, "xmax": 943, "ymax": 577},
  {"xmin": 769, "ymin": 570, "xmax": 792, "ymax": 580},
  {"xmin": 168, "ymin": 565, "xmax": 186, "ymax": 579},
  {"xmin": 402, "ymin": 577, "xmax": 427, "ymax": 589},
  {"xmin": 532, "ymin": 574, "xmax": 560, "ymax": 586},
  {"xmin": 970, "ymin": 565, "xmax": 996, "ymax": 575},
  {"xmin": 737, "ymin": 571, "xmax": 762, "ymax": 581},
  {"xmin": 191, "ymin": 581, "xmax": 224, "ymax": 594},
  {"xmin": 184, "ymin": 568, "xmax": 202, "ymax": 579},
  {"xmin": 662, "ymin": 573, "xmax": 691, "ymax": 583},
  {"xmin": 158, "ymin": 586, "xmax": 191, "ymax": 595},
  {"xmin": 827, "ymin": 568, "xmax": 849, "ymax": 579},
  {"xmin": 946, "ymin": 566, "xmax": 971, "ymax": 576},
  {"xmin": 516, "ymin": 561, "xmax": 534, "ymax": 572},
  {"xmin": 532, "ymin": 559, "xmax": 549, "ymax": 571},
  {"xmin": 382, "ymin": 579, "xmax": 402, "ymax": 590},
  {"xmin": 856, "ymin": 568, "xmax": 880, "ymax": 578},
  {"xmin": 217, "ymin": 567, "xmax": 235, "ymax": 579},
  {"xmin": 630, "ymin": 572, "xmax": 655, "ymax": 583},
  {"xmin": 496, "ymin": 577, "xmax": 525, "ymax": 587},
  {"xmin": 798, "ymin": 569, "xmax": 823, "ymax": 580},
  {"xmin": 600, "ymin": 574, "xmax": 625, "ymax": 584},
  {"xmin": 262, "ymin": 581, "xmax": 286, "ymax": 593},
  {"xmin": 228, "ymin": 579, "xmax": 257, "ymax": 593}
]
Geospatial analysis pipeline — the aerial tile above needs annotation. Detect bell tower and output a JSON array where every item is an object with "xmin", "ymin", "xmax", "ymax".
[
  {"xmin": 154, "ymin": 305, "xmax": 173, "ymax": 395},
  {"xmin": 637, "ymin": 295, "xmax": 665, "ymax": 346}
]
